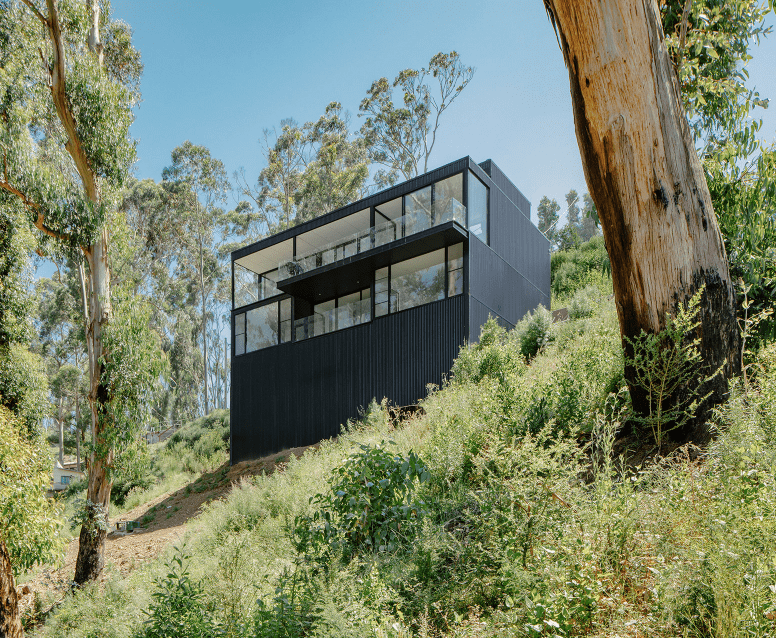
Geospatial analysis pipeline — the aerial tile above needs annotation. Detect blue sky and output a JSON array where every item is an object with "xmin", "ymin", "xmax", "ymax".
[{"xmin": 111, "ymin": 0, "xmax": 776, "ymax": 226}]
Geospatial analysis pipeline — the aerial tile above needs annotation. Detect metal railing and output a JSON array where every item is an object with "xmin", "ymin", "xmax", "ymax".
[{"xmin": 278, "ymin": 198, "xmax": 465, "ymax": 280}]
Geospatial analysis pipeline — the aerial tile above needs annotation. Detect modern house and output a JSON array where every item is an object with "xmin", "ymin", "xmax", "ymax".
[{"xmin": 230, "ymin": 157, "xmax": 550, "ymax": 463}]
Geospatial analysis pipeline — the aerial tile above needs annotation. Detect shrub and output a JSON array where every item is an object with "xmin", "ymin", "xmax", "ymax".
[
  {"xmin": 136, "ymin": 549, "xmax": 221, "ymax": 638},
  {"xmin": 294, "ymin": 442, "xmax": 430, "ymax": 557},
  {"xmin": 568, "ymin": 285, "xmax": 600, "ymax": 320},
  {"xmin": 517, "ymin": 304, "xmax": 554, "ymax": 360},
  {"xmin": 550, "ymin": 235, "xmax": 611, "ymax": 303}
]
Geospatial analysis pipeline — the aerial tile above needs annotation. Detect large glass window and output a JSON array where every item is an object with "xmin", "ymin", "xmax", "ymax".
[
  {"xmin": 280, "ymin": 298, "xmax": 292, "ymax": 344},
  {"xmin": 404, "ymin": 186, "xmax": 432, "ymax": 235},
  {"xmin": 338, "ymin": 289, "xmax": 371, "ymax": 329},
  {"xmin": 434, "ymin": 174, "xmax": 464, "ymax": 225},
  {"xmin": 374, "ymin": 245, "xmax": 464, "ymax": 317},
  {"xmin": 448, "ymin": 243, "xmax": 464, "ymax": 296},
  {"xmin": 234, "ymin": 263, "xmax": 280, "ymax": 308},
  {"xmin": 375, "ymin": 267, "xmax": 389, "ymax": 317},
  {"xmin": 234, "ymin": 312, "xmax": 246, "ymax": 355},
  {"xmin": 468, "ymin": 171, "xmax": 489, "ymax": 244},
  {"xmin": 391, "ymin": 249, "xmax": 446, "ymax": 313},
  {"xmin": 295, "ymin": 289, "xmax": 371, "ymax": 341},
  {"xmin": 246, "ymin": 303, "xmax": 279, "ymax": 352},
  {"xmin": 234, "ymin": 263, "xmax": 259, "ymax": 308}
]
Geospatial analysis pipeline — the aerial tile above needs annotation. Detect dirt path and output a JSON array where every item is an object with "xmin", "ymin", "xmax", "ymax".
[{"xmin": 19, "ymin": 446, "xmax": 312, "ymax": 612}]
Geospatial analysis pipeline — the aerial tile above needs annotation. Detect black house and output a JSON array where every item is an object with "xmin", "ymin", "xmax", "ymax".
[{"xmin": 230, "ymin": 157, "xmax": 550, "ymax": 463}]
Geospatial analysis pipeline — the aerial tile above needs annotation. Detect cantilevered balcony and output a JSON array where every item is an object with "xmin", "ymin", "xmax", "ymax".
[{"xmin": 277, "ymin": 199, "xmax": 466, "ymax": 281}]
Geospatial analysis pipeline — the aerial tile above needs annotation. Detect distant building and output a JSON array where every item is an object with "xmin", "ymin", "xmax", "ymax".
[
  {"xmin": 52, "ymin": 459, "xmax": 84, "ymax": 491},
  {"xmin": 230, "ymin": 157, "xmax": 550, "ymax": 463}
]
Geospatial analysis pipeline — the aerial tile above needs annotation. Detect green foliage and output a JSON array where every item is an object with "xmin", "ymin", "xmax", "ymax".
[
  {"xmin": 550, "ymin": 235, "xmax": 612, "ymax": 304},
  {"xmin": 35, "ymin": 306, "xmax": 776, "ymax": 638},
  {"xmin": 708, "ymin": 146, "xmax": 776, "ymax": 342},
  {"xmin": 536, "ymin": 195, "xmax": 560, "ymax": 243},
  {"xmin": 66, "ymin": 55, "xmax": 136, "ymax": 184},
  {"xmin": 661, "ymin": 0, "xmax": 776, "ymax": 341},
  {"xmin": 0, "ymin": 406, "xmax": 64, "ymax": 578},
  {"xmin": 0, "ymin": 342, "xmax": 49, "ymax": 436},
  {"xmin": 295, "ymin": 442, "xmax": 429, "ymax": 557},
  {"xmin": 136, "ymin": 549, "xmax": 222, "ymax": 638},
  {"xmin": 568, "ymin": 285, "xmax": 599, "ymax": 321},
  {"xmin": 166, "ymin": 409, "xmax": 230, "ymax": 448},
  {"xmin": 358, "ymin": 51, "xmax": 474, "ymax": 186},
  {"xmin": 157, "ymin": 409, "xmax": 230, "ymax": 475},
  {"xmin": 625, "ymin": 289, "xmax": 718, "ymax": 450},
  {"xmin": 0, "ymin": 202, "xmax": 49, "ymax": 434},
  {"xmin": 517, "ymin": 304, "xmax": 554, "ymax": 360},
  {"xmin": 99, "ymin": 288, "xmax": 166, "ymax": 464}
]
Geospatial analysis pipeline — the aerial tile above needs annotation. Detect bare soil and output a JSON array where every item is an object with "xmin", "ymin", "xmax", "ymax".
[{"xmin": 19, "ymin": 445, "xmax": 312, "ymax": 616}]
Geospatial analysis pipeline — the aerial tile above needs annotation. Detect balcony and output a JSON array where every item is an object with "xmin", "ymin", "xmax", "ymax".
[
  {"xmin": 278, "ymin": 199, "xmax": 466, "ymax": 281},
  {"xmin": 293, "ymin": 296, "xmax": 371, "ymax": 342}
]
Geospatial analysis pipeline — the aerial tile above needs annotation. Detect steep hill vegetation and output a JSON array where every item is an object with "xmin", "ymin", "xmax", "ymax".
[{"xmin": 27, "ymin": 278, "xmax": 776, "ymax": 637}]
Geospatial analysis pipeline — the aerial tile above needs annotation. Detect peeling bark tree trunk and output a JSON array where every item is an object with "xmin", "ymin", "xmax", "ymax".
[
  {"xmin": 543, "ymin": 0, "xmax": 740, "ymax": 441},
  {"xmin": 0, "ymin": 540, "xmax": 22, "ymax": 638},
  {"xmin": 74, "ymin": 230, "xmax": 112, "ymax": 585}
]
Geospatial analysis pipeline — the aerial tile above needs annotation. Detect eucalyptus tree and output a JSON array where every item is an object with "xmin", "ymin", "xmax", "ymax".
[
  {"xmin": 359, "ymin": 51, "xmax": 474, "ymax": 187},
  {"xmin": 565, "ymin": 189, "xmax": 581, "ymax": 233},
  {"xmin": 0, "ymin": 0, "xmax": 160, "ymax": 584},
  {"xmin": 661, "ymin": 0, "xmax": 776, "ymax": 340},
  {"xmin": 233, "ymin": 103, "xmax": 369, "ymax": 243},
  {"xmin": 294, "ymin": 103, "xmax": 369, "ymax": 223},
  {"xmin": 536, "ymin": 196, "xmax": 560, "ymax": 245},
  {"xmin": 163, "ymin": 142, "xmax": 230, "ymax": 416},
  {"xmin": 542, "ymin": 0, "xmax": 739, "ymax": 441}
]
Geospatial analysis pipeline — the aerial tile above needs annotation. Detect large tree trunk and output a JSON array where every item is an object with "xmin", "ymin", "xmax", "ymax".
[
  {"xmin": 0, "ymin": 540, "xmax": 22, "ymax": 638},
  {"xmin": 74, "ymin": 231, "xmax": 112, "ymax": 585},
  {"xmin": 543, "ymin": 0, "xmax": 740, "ymax": 441}
]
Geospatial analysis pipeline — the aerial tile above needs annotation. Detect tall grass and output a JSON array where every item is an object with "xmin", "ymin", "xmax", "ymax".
[{"xmin": 34, "ymin": 304, "xmax": 776, "ymax": 638}]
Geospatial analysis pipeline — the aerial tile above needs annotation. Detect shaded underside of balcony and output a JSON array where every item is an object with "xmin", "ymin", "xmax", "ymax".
[{"xmin": 276, "ymin": 221, "xmax": 468, "ymax": 301}]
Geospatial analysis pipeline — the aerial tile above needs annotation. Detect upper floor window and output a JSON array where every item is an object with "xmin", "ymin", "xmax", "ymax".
[
  {"xmin": 375, "ymin": 243, "xmax": 464, "ymax": 317},
  {"xmin": 468, "ymin": 171, "xmax": 488, "ymax": 244},
  {"xmin": 234, "ymin": 262, "xmax": 281, "ymax": 308}
]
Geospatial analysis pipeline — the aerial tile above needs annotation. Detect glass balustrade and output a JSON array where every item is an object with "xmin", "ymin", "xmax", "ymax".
[
  {"xmin": 278, "ymin": 198, "xmax": 465, "ymax": 280},
  {"xmin": 293, "ymin": 296, "xmax": 371, "ymax": 342}
]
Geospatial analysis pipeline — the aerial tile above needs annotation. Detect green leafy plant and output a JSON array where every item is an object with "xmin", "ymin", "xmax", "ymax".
[
  {"xmin": 625, "ymin": 289, "xmax": 719, "ymax": 451},
  {"xmin": 518, "ymin": 305, "xmax": 554, "ymax": 361},
  {"xmin": 136, "ymin": 548, "xmax": 221, "ymax": 638},
  {"xmin": 294, "ymin": 442, "xmax": 430, "ymax": 557}
]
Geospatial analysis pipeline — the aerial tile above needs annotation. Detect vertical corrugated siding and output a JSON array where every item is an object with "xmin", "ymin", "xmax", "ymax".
[
  {"xmin": 231, "ymin": 295, "xmax": 466, "ymax": 462},
  {"xmin": 466, "ymin": 162, "xmax": 551, "ymax": 343}
]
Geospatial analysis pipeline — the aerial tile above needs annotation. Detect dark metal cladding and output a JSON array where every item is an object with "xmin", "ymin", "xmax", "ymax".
[{"xmin": 230, "ymin": 296, "xmax": 465, "ymax": 463}]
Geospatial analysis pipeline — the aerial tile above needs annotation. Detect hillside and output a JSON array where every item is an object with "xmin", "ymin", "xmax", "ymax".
[{"xmin": 22, "ymin": 290, "xmax": 776, "ymax": 638}]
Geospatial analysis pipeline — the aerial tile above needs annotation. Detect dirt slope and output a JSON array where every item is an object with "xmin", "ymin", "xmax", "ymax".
[{"xmin": 19, "ymin": 446, "xmax": 312, "ymax": 613}]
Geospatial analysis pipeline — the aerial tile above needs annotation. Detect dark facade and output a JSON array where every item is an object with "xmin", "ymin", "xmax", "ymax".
[{"xmin": 230, "ymin": 157, "xmax": 549, "ymax": 463}]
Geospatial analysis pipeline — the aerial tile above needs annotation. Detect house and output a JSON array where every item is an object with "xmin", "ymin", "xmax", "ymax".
[
  {"xmin": 230, "ymin": 157, "xmax": 550, "ymax": 463},
  {"xmin": 52, "ymin": 459, "xmax": 84, "ymax": 491}
]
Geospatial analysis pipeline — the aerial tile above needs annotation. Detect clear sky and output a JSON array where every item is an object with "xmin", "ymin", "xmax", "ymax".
[{"xmin": 111, "ymin": 0, "xmax": 776, "ymax": 226}]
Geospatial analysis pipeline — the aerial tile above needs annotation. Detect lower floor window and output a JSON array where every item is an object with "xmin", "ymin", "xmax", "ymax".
[{"xmin": 234, "ymin": 297, "xmax": 291, "ymax": 355}]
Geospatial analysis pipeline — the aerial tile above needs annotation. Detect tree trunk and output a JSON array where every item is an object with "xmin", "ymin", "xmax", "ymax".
[
  {"xmin": 543, "ymin": 0, "xmax": 740, "ymax": 441},
  {"xmin": 0, "ymin": 540, "xmax": 22, "ymax": 638},
  {"xmin": 75, "ymin": 387, "xmax": 81, "ymax": 473},
  {"xmin": 73, "ymin": 231, "xmax": 113, "ymax": 585},
  {"xmin": 200, "ymin": 235, "xmax": 209, "ymax": 415},
  {"xmin": 57, "ymin": 398, "xmax": 64, "ymax": 465}
]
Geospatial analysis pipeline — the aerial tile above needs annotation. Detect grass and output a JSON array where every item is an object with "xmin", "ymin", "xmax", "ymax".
[{"xmin": 29, "ymin": 298, "xmax": 776, "ymax": 638}]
